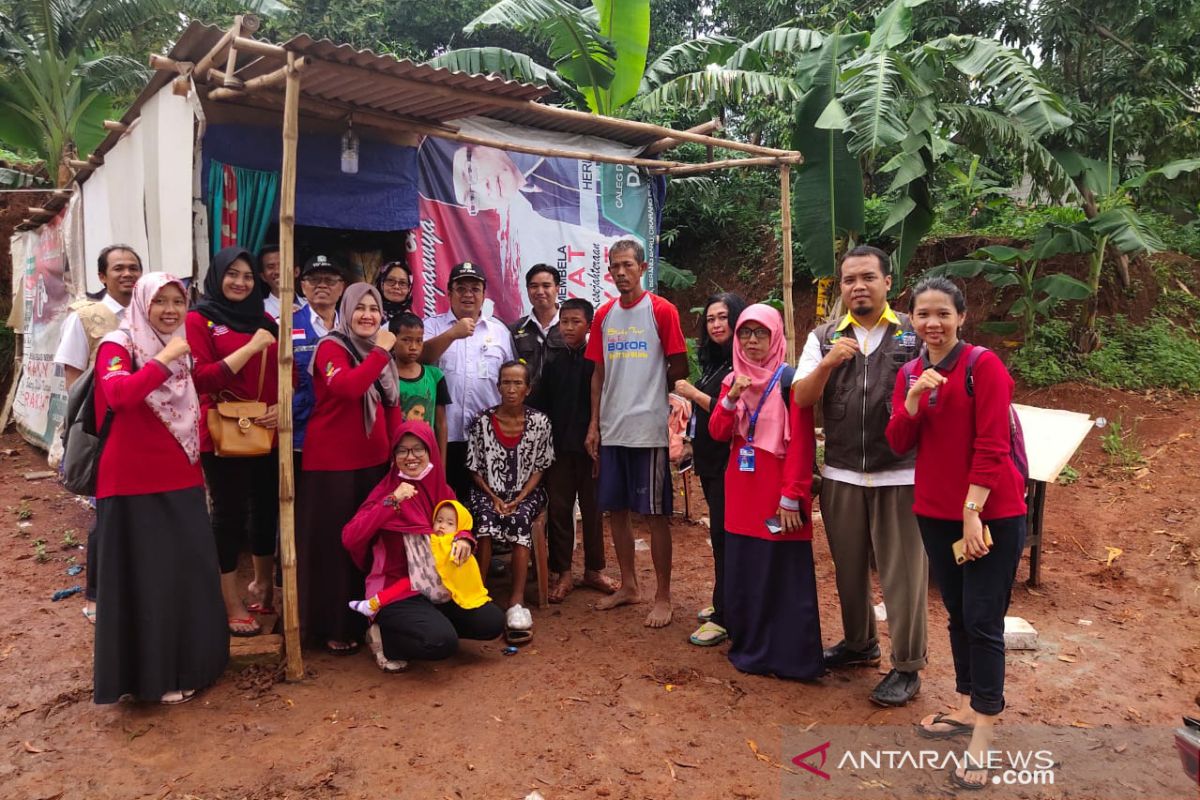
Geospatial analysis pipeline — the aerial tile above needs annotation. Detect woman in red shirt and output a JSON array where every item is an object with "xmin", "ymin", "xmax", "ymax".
[
  {"xmin": 297, "ymin": 283, "xmax": 401, "ymax": 654},
  {"xmin": 93, "ymin": 273, "xmax": 227, "ymax": 705},
  {"xmin": 708, "ymin": 304, "xmax": 823, "ymax": 680},
  {"xmin": 885, "ymin": 277, "xmax": 1027, "ymax": 790},
  {"xmin": 187, "ymin": 246, "xmax": 279, "ymax": 637}
]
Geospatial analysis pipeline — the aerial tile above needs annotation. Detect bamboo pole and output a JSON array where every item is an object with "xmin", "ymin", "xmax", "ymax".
[
  {"xmin": 781, "ymin": 165, "xmax": 796, "ymax": 363},
  {"xmin": 222, "ymin": 16, "xmax": 245, "ymax": 89},
  {"xmin": 102, "ymin": 120, "xmax": 129, "ymax": 133},
  {"xmin": 652, "ymin": 155, "xmax": 803, "ymax": 176},
  {"xmin": 207, "ymin": 57, "xmax": 309, "ymax": 101},
  {"xmin": 277, "ymin": 51, "xmax": 304, "ymax": 682},
  {"xmin": 642, "ymin": 119, "xmax": 723, "ymax": 156},
  {"xmin": 193, "ymin": 28, "xmax": 235, "ymax": 82}
]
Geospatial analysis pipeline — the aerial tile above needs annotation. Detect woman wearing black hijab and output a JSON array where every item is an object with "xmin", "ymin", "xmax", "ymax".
[
  {"xmin": 186, "ymin": 246, "xmax": 280, "ymax": 637},
  {"xmin": 672, "ymin": 292, "xmax": 747, "ymax": 647},
  {"xmin": 375, "ymin": 261, "xmax": 414, "ymax": 324}
]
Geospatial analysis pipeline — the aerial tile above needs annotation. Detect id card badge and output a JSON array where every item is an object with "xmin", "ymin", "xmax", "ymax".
[{"xmin": 737, "ymin": 445, "xmax": 756, "ymax": 472}]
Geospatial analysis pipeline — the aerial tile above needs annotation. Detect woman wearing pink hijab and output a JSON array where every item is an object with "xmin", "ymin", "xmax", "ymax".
[
  {"xmin": 708, "ymin": 303, "xmax": 823, "ymax": 679},
  {"xmin": 92, "ymin": 273, "xmax": 227, "ymax": 705}
]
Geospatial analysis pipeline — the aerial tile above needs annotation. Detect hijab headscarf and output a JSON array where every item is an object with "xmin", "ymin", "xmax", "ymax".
[
  {"xmin": 364, "ymin": 421, "xmax": 454, "ymax": 534},
  {"xmin": 311, "ymin": 282, "xmax": 401, "ymax": 436},
  {"xmin": 195, "ymin": 246, "xmax": 278, "ymax": 336},
  {"xmin": 722, "ymin": 303, "xmax": 790, "ymax": 457},
  {"xmin": 100, "ymin": 273, "xmax": 201, "ymax": 464},
  {"xmin": 374, "ymin": 261, "xmax": 413, "ymax": 321}
]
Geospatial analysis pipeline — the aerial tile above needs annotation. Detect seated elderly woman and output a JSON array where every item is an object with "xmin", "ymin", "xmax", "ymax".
[
  {"xmin": 466, "ymin": 360, "xmax": 555, "ymax": 643},
  {"xmin": 342, "ymin": 421, "xmax": 505, "ymax": 672}
]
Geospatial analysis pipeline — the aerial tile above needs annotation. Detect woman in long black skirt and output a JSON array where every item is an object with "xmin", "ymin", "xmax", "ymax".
[
  {"xmin": 707, "ymin": 304, "xmax": 823, "ymax": 680},
  {"xmin": 92, "ymin": 273, "xmax": 227, "ymax": 704},
  {"xmin": 297, "ymin": 283, "xmax": 401, "ymax": 653}
]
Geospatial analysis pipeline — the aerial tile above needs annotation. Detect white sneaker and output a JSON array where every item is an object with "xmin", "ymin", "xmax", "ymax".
[{"xmin": 506, "ymin": 604, "xmax": 533, "ymax": 631}]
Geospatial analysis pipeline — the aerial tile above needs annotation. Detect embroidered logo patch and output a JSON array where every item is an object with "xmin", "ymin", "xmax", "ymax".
[
  {"xmin": 324, "ymin": 361, "xmax": 335, "ymax": 378},
  {"xmin": 106, "ymin": 356, "xmax": 122, "ymax": 372}
]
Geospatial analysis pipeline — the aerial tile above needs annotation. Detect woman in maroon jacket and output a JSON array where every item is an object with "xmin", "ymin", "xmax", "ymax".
[
  {"xmin": 297, "ymin": 283, "xmax": 402, "ymax": 654},
  {"xmin": 93, "ymin": 273, "xmax": 226, "ymax": 704},
  {"xmin": 342, "ymin": 421, "xmax": 504, "ymax": 671},
  {"xmin": 886, "ymin": 277, "xmax": 1027, "ymax": 790},
  {"xmin": 708, "ymin": 303, "xmax": 823, "ymax": 680},
  {"xmin": 187, "ymin": 246, "xmax": 279, "ymax": 637}
]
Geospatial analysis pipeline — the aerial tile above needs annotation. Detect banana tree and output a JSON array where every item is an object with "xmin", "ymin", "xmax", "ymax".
[
  {"xmin": 778, "ymin": 0, "xmax": 1078, "ymax": 280},
  {"xmin": 926, "ymin": 226, "xmax": 1093, "ymax": 343},
  {"xmin": 0, "ymin": 0, "xmax": 173, "ymax": 186}
]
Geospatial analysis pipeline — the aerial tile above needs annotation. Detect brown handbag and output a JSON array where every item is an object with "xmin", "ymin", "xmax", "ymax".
[{"xmin": 206, "ymin": 354, "xmax": 272, "ymax": 457}]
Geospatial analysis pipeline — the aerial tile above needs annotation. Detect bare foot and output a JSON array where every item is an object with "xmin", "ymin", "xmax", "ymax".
[
  {"xmin": 581, "ymin": 570, "xmax": 619, "ymax": 595},
  {"xmin": 595, "ymin": 585, "xmax": 641, "ymax": 611},
  {"xmin": 548, "ymin": 573, "xmax": 573, "ymax": 604},
  {"xmin": 644, "ymin": 598, "xmax": 673, "ymax": 628}
]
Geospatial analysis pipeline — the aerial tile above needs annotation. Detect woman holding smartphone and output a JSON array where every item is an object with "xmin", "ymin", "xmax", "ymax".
[
  {"xmin": 707, "ymin": 303, "xmax": 823, "ymax": 680},
  {"xmin": 886, "ymin": 277, "xmax": 1027, "ymax": 790}
]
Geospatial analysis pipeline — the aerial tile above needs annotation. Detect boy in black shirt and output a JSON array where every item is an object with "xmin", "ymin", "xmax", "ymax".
[{"xmin": 532, "ymin": 298, "xmax": 618, "ymax": 603}]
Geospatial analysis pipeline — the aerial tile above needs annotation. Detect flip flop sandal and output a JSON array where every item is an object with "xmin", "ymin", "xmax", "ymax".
[
  {"xmin": 247, "ymin": 602, "xmax": 277, "ymax": 615},
  {"xmin": 948, "ymin": 764, "xmax": 990, "ymax": 790},
  {"xmin": 505, "ymin": 628, "xmax": 534, "ymax": 645},
  {"xmin": 228, "ymin": 616, "xmax": 262, "ymax": 637},
  {"xmin": 161, "ymin": 689, "xmax": 196, "ymax": 706},
  {"xmin": 688, "ymin": 621, "xmax": 729, "ymax": 647},
  {"xmin": 325, "ymin": 640, "xmax": 361, "ymax": 656},
  {"xmin": 916, "ymin": 713, "xmax": 975, "ymax": 740},
  {"xmin": 696, "ymin": 606, "xmax": 715, "ymax": 622},
  {"xmin": 81, "ymin": 606, "xmax": 96, "ymax": 625}
]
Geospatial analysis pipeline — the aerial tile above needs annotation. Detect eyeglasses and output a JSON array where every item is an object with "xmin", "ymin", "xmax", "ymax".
[
  {"xmin": 395, "ymin": 445, "xmax": 427, "ymax": 458},
  {"xmin": 737, "ymin": 327, "xmax": 771, "ymax": 342},
  {"xmin": 382, "ymin": 279, "xmax": 410, "ymax": 290},
  {"xmin": 452, "ymin": 283, "xmax": 483, "ymax": 296},
  {"xmin": 303, "ymin": 275, "xmax": 343, "ymax": 287}
]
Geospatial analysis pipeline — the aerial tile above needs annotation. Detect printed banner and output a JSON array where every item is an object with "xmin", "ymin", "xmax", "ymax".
[
  {"xmin": 406, "ymin": 118, "xmax": 662, "ymax": 322},
  {"xmin": 13, "ymin": 215, "xmax": 70, "ymax": 451}
]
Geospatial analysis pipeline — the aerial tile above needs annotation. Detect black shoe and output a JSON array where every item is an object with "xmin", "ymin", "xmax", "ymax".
[
  {"xmin": 870, "ymin": 669, "xmax": 921, "ymax": 707},
  {"xmin": 822, "ymin": 640, "xmax": 881, "ymax": 668}
]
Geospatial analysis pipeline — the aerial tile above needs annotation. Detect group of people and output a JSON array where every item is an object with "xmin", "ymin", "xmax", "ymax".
[{"xmin": 57, "ymin": 238, "xmax": 1027, "ymax": 790}]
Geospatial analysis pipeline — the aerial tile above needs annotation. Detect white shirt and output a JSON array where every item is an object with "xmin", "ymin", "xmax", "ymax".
[
  {"xmin": 423, "ymin": 311, "xmax": 515, "ymax": 442},
  {"xmin": 264, "ymin": 293, "xmax": 306, "ymax": 322},
  {"xmin": 532, "ymin": 310, "xmax": 559, "ymax": 336},
  {"xmin": 52, "ymin": 293, "xmax": 127, "ymax": 371},
  {"xmin": 796, "ymin": 322, "xmax": 915, "ymax": 488},
  {"xmin": 310, "ymin": 308, "xmax": 336, "ymax": 338}
]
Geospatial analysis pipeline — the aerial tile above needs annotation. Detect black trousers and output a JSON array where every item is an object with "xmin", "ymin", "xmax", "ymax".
[
  {"xmin": 85, "ymin": 515, "xmax": 99, "ymax": 602},
  {"xmin": 545, "ymin": 452, "xmax": 604, "ymax": 574},
  {"xmin": 699, "ymin": 474, "xmax": 727, "ymax": 628},
  {"xmin": 200, "ymin": 452, "xmax": 279, "ymax": 574},
  {"xmin": 445, "ymin": 441, "xmax": 472, "ymax": 502},
  {"xmin": 918, "ymin": 514, "xmax": 1026, "ymax": 716},
  {"xmin": 374, "ymin": 594, "xmax": 505, "ymax": 662}
]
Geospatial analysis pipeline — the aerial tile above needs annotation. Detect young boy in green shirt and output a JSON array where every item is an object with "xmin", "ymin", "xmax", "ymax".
[{"xmin": 390, "ymin": 312, "xmax": 451, "ymax": 462}]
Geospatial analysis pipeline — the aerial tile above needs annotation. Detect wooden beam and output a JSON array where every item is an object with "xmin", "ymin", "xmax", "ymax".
[
  {"xmin": 642, "ymin": 119, "xmax": 723, "ymax": 156},
  {"xmin": 277, "ymin": 52, "xmax": 304, "ymax": 684},
  {"xmin": 67, "ymin": 157, "xmax": 100, "ymax": 170},
  {"xmin": 193, "ymin": 26, "xmax": 235, "ymax": 82},
  {"xmin": 281, "ymin": 55, "xmax": 798, "ymax": 159},
  {"xmin": 222, "ymin": 16, "xmax": 245, "ymax": 89},
  {"xmin": 652, "ymin": 155, "xmax": 802, "ymax": 176},
  {"xmin": 102, "ymin": 120, "xmax": 128, "ymax": 133},
  {"xmin": 232, "ymin": 35, "xmax": 287, "ymax": 59},
  {"xmin": 207, "ymin": 57, "xmax": 309, "ymax": 101},
  {"xmin": 780, "ymin": 165, "xmax": 796, "ymax": 363}
]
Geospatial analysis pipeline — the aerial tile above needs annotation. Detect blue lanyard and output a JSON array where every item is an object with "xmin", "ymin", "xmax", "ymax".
[{"xmin": 746, "ymin": 365, "xmax": 785, "ymax": 443}]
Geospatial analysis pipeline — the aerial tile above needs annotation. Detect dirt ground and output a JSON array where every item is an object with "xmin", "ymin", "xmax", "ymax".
[{"xmin": 0, "ymin": 383, "xmax": 1197, "ymax": 800}]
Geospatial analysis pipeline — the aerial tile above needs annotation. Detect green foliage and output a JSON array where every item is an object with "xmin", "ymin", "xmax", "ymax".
[
  {"xmin": 1100, "ymin": 417, "xmax": 1145, "ymax": 471},
  {"xmin": 33, "ymin": 538, "xmax": 49, "ymax": 563},
  {"xmin": 1056, "ymin": 465, "xmax": 1079, "ymax": 485},
  {"xmin": 1009, "ymin": 320, "xmax": 1077, "ymax": 387}
]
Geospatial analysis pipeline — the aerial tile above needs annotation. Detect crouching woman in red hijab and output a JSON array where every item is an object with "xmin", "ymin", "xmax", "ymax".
[
  {"xmin": 93, "ymin": 273, "xmax": 227, "ymax": 704},
  {"xmin": 342, "ymin": 421, "xmax": 505, "ymax": 672},
  {"xmin": 708, "ymin": 303, "xmax": 823, "ymax": 680}
]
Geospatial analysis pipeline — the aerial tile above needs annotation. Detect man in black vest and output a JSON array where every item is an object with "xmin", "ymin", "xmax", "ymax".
[{"xmin": 793, "ymin": 245, "xmax": 926, "ymax": 706}]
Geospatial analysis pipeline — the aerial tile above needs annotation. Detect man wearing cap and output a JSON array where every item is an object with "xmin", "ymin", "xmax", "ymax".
[
  {"xmin": 422, "ymin": 261, "xmax": 515, "ymax": 497},
  {"xmin": 292, "ymin": 254, "xmax": 346, "ymax": 460}
]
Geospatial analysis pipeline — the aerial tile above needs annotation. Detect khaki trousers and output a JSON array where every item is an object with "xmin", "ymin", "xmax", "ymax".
[{"xmin": 819, "ymin": 479, "xmax": 928, "ymax": 672}]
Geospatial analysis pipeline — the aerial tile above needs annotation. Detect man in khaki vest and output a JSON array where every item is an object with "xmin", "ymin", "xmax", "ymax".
[
  {"xmin": 792, "ymin": 245, "xmax": 926, "ymax": 707},
  {"xmin": 53, "ymin": 244, "xmax": 144, "ymax": 389},
  {"xmin": 52, "ymin": 244, "xmax": 143, "ymax": 624}
]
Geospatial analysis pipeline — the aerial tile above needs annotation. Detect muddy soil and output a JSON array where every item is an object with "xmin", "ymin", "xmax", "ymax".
[{"xmin": 0, "ymin": 383, "xmax": 1197, "ymax": 799}]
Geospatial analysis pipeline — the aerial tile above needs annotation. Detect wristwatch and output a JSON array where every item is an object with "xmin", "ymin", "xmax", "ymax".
[{"xmin": 963, "ymin": 501, "xmax": 982, "ymax": 514}]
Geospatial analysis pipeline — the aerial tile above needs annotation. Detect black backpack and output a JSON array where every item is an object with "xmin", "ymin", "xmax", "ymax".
[{"xmin": 60, "ymin": 366, "xmax": 113, "ymax": 496}]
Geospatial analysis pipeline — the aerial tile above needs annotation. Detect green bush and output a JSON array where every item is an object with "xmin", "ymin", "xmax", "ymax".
[{"xmin": 1009, "ymin": 320, "xmax": 1081, "ymax": 387}]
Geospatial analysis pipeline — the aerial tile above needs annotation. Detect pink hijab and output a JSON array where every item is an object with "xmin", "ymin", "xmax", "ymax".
[
  {"xmin": 721, "ymin": 303, "xmax": 789, "ymax": 457},
  {"xmin": 100, "ymin": 273, "xmax": 201, "ymax": 464}
]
